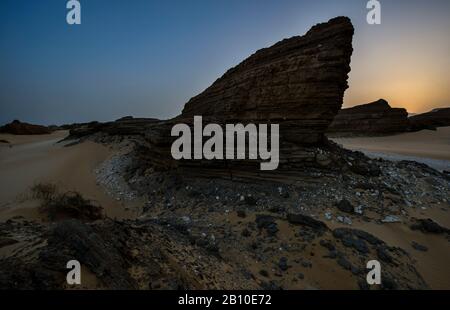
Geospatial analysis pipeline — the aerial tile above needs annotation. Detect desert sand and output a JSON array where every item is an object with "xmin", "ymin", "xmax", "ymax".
[
  {"xmin": 332, "ymin": 127, "xmax": 450, "ymax": 171},
  {"xmin": 0, "ymin": 131, "xmax": 137, "ymax": 221},
  {"xmin": 1, "ymin": 129, "xmax": 449, "ymax": 289}
]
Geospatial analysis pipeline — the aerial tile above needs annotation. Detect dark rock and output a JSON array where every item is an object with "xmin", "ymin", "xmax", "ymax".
[
  {"xmin": 244, "ymin": 196, "xmax": 257, "ymax": 206},
  {"xmin": 259, "ymin": 269, "xmax": 269, "ymax": 277},
  {"xmin": 411, "ymin": 241, "xmax": 428, "ymax": 252},
  {"xmin": 319, "ymin": 239, "xmax": 336, "ymax": 252},
  {"xmin": 328, "ymin": 99, "xmax": 409, "ymax": 136},
  {"xmin": 255, "ymin": 215, "xmax": 279, "ymax": 236},
  {"xmin": 0, "ymin": 237, "xmax": 18, "ymax": 248},
  {"xmin": 278, "ymin": 257, "xmax": 289, "ymax": 271},
  {"xmin": 236, "ymin": 210, "xmax": 247, "ymax": 218},
  {"xmin": 337, "ymin": 256, "xmax": 352, "ymax": 270},
  {"xmin": 410, "ymin": 218, "xmax": 450, "ymax": 234},
  {"xmin": 0, "ymin": 120, "xmax": 51, "ymax": 135},
  {"xmin": 241, "ymin": 228, "xmax": 251, "ymax": 237},
  {"xmin": 408, "ymin": 108, "xmax": 450, "ymax": 132},
  {"xmin": 336, "ymin": 199, "xmax": 354, "ymax": 214},
  {"xmin": 381, "ymin": 276, "xmax": 398, "ymax": 290},
  {"xmin": 126, "ymin": 17, "xmax": 355, "ymax": 182},
  {"xmin": 358, "ymin": 279, "xmax": 370, "ymax": 290},
  {"xmin": 287, "ymin": 213, "xmax": 328, "ymax": 231},
  {"xmin": 376, "ymin": 246, "xmax": 393, "ymax": 263},
  {"xmin": 260, "ymin": 281, "xmax": 282, "ymax": 290}
]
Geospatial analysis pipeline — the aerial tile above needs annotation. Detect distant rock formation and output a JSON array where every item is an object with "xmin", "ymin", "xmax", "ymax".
[
  {"xmin": 327, "ymin": 99, "xmax": 409, "ymax": 136},
  {"xmin": 0, "ymin": 120, "xmax": 51, "ymax": 135},
  {"xmin": 408, "ymin": 108, "xmax": 450, "ymax": 131}
]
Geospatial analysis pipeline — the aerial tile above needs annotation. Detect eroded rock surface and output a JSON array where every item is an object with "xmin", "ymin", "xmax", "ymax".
[
  {"xmin": 327, "ymin": 99, "xmax": 409, "ymax": 136},
  {"xmin": 408, "ymin": 108, "xmax": 450, "ymax": 132}
]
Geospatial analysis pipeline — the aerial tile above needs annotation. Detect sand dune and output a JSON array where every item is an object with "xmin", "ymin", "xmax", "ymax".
[{"xmin": 0, "ymin": 131, "xmax": 136, "ymax": 221}]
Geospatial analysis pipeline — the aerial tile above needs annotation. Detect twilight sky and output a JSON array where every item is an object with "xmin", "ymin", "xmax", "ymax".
[{"xmin": 1, "ymin": 0, "xmax": 449, "ymax": 125}]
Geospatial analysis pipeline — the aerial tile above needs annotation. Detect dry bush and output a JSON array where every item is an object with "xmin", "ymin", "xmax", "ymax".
[{"xmin": 31, "ymin": 183, "xmax": 103, "ymax": 221}]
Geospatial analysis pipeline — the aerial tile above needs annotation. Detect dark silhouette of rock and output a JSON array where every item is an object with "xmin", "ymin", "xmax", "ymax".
[
  {"xmin": 181, "ymin": 16, "xmax": 354, "ymax": 145},
  {"xmin": 327, "ymin": 99, "xmax": 409, "ymax": 136},
  {"xmin": 408, "ymin": 107, "xmax": 450, "ymax": 131},
  {"xmin": 287, "ymin": 213, "xmax": 328, "ymax": 231},
  {"xmin": 146, "ymin": 17, "xmax": 354, "ymax": 180},
  {"xmin": 0, "ymin": 120, "xmax": 51, "ymax": 135}
]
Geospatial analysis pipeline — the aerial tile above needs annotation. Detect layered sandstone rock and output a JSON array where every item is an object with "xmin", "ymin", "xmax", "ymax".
[
  {"xmin": 408, "ymin": 108, "xmax": 450, "ymax": 132},
  {"xmin": 181, "ymin": 16, "xmax": 354, "ymax": 145},
  {"xmin": 147, "ymin": 17, "xmax": 354, "ymax": 179},
  {"xmin": 0, "ymin": 120, "xmax": 51, "ymax": 135},
  {"xmin": 68, "ymin": 17, "xmax": 355, "ymax": 181},
  {"xmin": 327, "ymin": 99, "xmax": 409, "ymax": 136}
]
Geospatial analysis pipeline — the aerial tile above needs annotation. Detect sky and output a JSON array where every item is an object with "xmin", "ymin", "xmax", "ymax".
[{"xmin": 0, "ymin": 0, "xmax": 449, "ymax": 125}]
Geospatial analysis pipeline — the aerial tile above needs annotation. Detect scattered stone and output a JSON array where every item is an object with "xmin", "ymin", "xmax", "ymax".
[
  {"xmin": 278, "ymin": 257, "xmax": 289, "ymax": 271},
  {"xmin": 259, "ymin": 270, "xmax": 269, "ymax": 278},
  {"xmin": 382, "ymin": 215, "xmax": 401, "ymax": 223},
  {"xmin": 255, "ymin": 215, "xmax": 279, "ymax": 236},
  {"xmin": 337, "ymin": 216, "xmax": 352, "ymax": 225},
  {"xmin": 411, "ymin": 241, "xmax": 428, "ymax": 252}
]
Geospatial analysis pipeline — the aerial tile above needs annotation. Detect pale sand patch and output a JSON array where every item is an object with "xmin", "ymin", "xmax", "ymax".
[
  {"xmin": 0, "ymin": 131, "xmax": 137, "ymax": 221},
  {"xmin": 331, "ymin": 127, "xmax": 450, "ymax": 171}
]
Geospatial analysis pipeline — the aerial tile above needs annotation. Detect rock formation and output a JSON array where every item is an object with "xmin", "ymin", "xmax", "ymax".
[
  {"xmin": 0, "ymin": 120, "xmax": 51, "ymax": 135},
  {"xmin": 66, "ymin": 17, "xmax": 354, "ymax": 182},
  {"xmin": 146, "ymin": 17, "xmax": 354, "ymax": 180},
  {"xmin": 327, "ymin": 99, "xmax": 409, "ymax": 136},
  {"xmin": 181, "ymin": 16, "xmax": 354, "ymax": 144},
  {"xmin": 408, "ymin": 108, "xmax": 450, "ymax": 132}
]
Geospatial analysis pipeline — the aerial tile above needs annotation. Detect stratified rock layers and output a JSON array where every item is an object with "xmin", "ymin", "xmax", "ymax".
[
  {"xmin": 409, "ymin": 108, "xmax": 450, "ymax": 131},
  {"xmin": 66, "ymin": 17, "xmax": 354, "ymax": 181},
  {"xmin": 143, "ymin": 17, "xmax": 354, "ymax": 180},
  {"xmin": 181, "ymin": 16, "xmax": 354, "ymax": 145},
  {"xmin": 327, "ymin": 99, "xmax": 409, "ymax": 136}
]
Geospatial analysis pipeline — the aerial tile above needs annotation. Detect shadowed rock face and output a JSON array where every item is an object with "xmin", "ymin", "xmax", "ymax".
[
  {"xmin": 181, "ymin": 16, "xmax": 354, "ymax": 145},
  {"xmin": 327, "ymin": 99, "xmax": 409, "ymax": 136},
  {"xmin": 409, "ymin": 108, "xmax": 450, "ymax": 132},
  {"xmin": 145, "ymin": 17, "xmax": 354, "ymax": 179}
]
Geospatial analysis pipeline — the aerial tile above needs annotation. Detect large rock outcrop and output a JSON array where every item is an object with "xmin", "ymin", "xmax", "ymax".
[
  {"xmin": 181, "ymin": 16, "xmax": 354, "ymax": 144},
  {"xmin": 327, "ymin": 99, "xmax": 409, "ymax": 136},
  {"xmin": 408, "ymin": 108, "xmax": 450, "ymax": 132},
  {"xmin": 0, "ymin": 120, "xmax": 51, "ymax": 135},
  {"xmin": 67, "ymin": 17, "xmax": 354, "ymax": 181},
  {"xmin": 147, "ymin": 17, "xmax": 353, "ymax": 180}
]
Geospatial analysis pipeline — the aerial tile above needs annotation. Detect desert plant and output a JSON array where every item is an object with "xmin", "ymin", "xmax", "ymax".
[{"xmin": 31, "ymin": 182, "xmax": 103, "ymax": 221}]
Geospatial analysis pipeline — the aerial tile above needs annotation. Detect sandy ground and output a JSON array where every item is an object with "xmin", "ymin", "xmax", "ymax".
[
  {"xmin": 0, "ymin": 131, "xmax": 137, "ymax": 221},
  {"xmin": 331, "ymin": 127, "xmax": 450, "ymax": 171}
]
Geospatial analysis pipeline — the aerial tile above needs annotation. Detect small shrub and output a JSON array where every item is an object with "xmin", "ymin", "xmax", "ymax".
[{"xmin": 31, "ymin": 183, "xmax": 103, "ymax": 221}]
